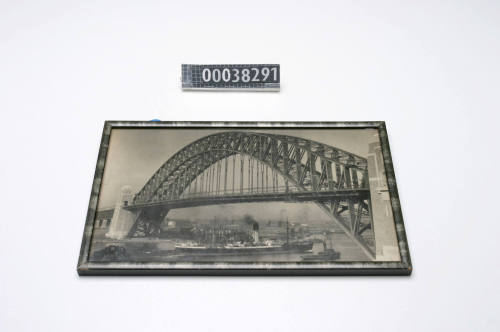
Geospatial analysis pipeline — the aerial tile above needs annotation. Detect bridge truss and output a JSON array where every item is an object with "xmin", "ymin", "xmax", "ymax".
[{"xmin": 124, "ymin": 131, "xmax": 376, "ymax": 259}]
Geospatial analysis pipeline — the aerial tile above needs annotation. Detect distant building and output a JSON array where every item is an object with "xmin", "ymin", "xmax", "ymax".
[{"xmin": 94, "ymin": 208, "xmax": 114, "ymax": 229}]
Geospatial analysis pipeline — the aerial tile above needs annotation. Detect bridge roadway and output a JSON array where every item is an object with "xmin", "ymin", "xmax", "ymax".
[{"xmin": 123, "ymin": 188, "xmax": 370, "ymax": 211}]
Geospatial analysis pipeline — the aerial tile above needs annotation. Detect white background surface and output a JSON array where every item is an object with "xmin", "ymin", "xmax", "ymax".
[{"xmin": 1, "ymin": 1, "xmax": 499, "ymax": 331}]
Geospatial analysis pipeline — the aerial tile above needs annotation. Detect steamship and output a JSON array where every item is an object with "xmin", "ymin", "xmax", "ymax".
[
  {"xmin": 174, "ymin": 242, "xmax": 313, "ymax": 254},
  {"xmin": 174, "ymin": 218, "xmax": 313, "ymax": 255}
]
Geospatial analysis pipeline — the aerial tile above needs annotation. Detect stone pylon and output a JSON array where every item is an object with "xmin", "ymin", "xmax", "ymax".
[
  {"xmin": 367, "ymin": 133, "xmax": 399, "ymax": 261},
  {"xmin": 106, "ymin": 186, "xmax": 137, "ymax": 239}
]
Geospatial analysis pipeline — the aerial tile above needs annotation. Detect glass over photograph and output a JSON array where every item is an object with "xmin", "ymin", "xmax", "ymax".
[{"xmin": 88, "ymin": 127, "xmax": 401, "ymax": 265}]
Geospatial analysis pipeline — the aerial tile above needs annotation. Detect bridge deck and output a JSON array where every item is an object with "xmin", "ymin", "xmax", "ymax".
[{"xmin": 124, "ymin": 189, "xmax": 370, "ymax": 211}]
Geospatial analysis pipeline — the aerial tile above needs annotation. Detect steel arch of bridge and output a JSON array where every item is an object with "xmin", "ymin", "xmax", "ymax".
[{"xmin": 127, "ymin": 131, "xmax": 376, "ymax": 259}]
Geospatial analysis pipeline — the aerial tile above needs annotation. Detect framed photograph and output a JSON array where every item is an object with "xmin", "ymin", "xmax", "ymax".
[{"xmin": 77, "ymin": 121, "xmax": 412, "ymax": 275}]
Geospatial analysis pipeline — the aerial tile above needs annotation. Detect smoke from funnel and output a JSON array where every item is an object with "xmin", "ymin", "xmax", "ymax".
[
  {"xmin": 243, "ymin": 214, "xmax": 258, "ymax": 228},
  {"xmin": 243, "ymin": 214, "xmax": 254, "ymax": 224}
]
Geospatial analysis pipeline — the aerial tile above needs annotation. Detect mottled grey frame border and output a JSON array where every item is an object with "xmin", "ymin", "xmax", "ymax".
[{"xmin": 77, "ymin": 121, "xmax": 412, "ymax": 276}]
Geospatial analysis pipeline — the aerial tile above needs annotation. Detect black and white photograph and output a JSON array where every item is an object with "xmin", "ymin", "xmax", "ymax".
[
  {"xmin": 2, "ymin": 1, "xmax": 499, "ymax": 331},
  {"xmin": 78, "ymin": 122, "xmax": 410, "ymax": 274}
]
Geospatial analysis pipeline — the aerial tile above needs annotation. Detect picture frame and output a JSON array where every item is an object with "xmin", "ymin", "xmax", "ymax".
[{"xmin": 77, "ymin": 121, "xmax": 412, "ymax": 275}]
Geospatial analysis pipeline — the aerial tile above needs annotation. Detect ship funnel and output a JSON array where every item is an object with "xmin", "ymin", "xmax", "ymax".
[{"xmin": 252, "ymin": 222, "xmax": 259, "ymax": 242}]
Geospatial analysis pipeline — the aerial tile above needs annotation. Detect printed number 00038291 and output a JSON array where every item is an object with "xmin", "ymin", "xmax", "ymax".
[{"xmin": 201, "ymin": 67, "xmax": 278, "ymax": 83}]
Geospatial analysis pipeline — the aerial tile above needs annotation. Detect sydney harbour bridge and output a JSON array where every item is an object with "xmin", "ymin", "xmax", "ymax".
[{"xmin": 120, "ymin": 131, "xmax": 376, "ymax": 259}]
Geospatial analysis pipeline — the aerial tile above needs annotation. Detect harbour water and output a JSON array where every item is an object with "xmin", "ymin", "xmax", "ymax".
[{"xmin": 90, "ymin": 216, "xmax": 370, "ymax": 263}]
